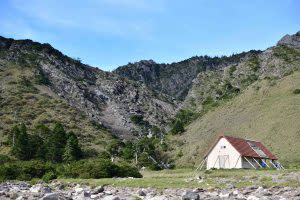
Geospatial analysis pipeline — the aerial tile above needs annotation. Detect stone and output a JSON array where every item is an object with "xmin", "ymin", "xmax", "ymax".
[
  {"xmin": 182, "ymin": 191, "xmax": 200, "ymax": 200},
  {"xmin": 91, "ymin": 194, "xmax": 99, "ymax": 199},
  {"xmin": 137, "ymin": 189, "xmax": 147, "ymax": 196},
  {"xmin": 30, "ymin": 185, "xmax": 41, "ymax": 193},
  {"xmin": 227, "ymin": 183, "xmax": 235, "ymax": 189},
  {"xmin": 247, "ymin": 195, "xmax": 260, "ymax": 200},
  {"xmin": 192, "ymin": 188, "xmax": 205, "ymax": 193},
  {"xmin": 219, "ymin": 192, "xmax": 232, "ymax": 198},
  {"xmin": 74, "ymin": 187, "xmax": 84, "ymax": 193},
  {"xmin": 92, "ymin": 186, "xmax": 104, "ymax": 194},
  {"xmin": 41, "ymin": 186, "xmax": 52, "ymax": 194},
  {"xmin": 41, "ymin": 193, "xmax": 61, "ymax": 200},
  {"xmin": 147, "ymin": 195, "xmax": 169, "ymax": 200},
  {"xmin": 102, "ymin": 195, "xmax": 120, "ymax": 200},
  {"xmin": 19, "ymin": 182, "xmax": 30, "ymax": 190},
  {"xmin": 10, "ymin": 193, "xmax": 19, "ymax": 199}
]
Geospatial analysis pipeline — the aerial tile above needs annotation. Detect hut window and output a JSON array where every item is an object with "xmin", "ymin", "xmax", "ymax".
[{"xmin": 221, "ymin": 146, "xmax": 226, "ymax": 149}]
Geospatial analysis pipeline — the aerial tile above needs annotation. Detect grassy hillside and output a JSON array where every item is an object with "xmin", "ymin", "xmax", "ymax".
[
  {"xmin": 172, "ymin": 72, "xmax": 300, "ymax": 168},
  {"xmin": 0, "ymin": 60, "xmax": 113, "ymax": 154}
]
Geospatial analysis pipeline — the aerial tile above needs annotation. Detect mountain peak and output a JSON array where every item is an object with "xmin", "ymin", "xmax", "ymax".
[{"xmin": 277, "ymin": 31, "xmax": 300, "ymax": 49}]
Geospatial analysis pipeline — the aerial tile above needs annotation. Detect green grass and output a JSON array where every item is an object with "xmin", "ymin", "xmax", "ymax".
[
  {"xmin": 59, "ymin": 168, "xmax": 300, "ymax": 189},
  {"xmin": 172, "ymin": 72, "xmax": 300, "ymax": 168}
]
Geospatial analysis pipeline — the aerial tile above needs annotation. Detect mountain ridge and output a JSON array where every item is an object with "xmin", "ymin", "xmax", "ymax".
[{"xmin": 1, "ymin": 31, "xmax": 300, "ymax": 165}]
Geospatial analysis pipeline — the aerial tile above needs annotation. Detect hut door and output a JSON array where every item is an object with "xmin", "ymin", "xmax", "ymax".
[{"xmin": 219, "ymin": 155, "xmax": 228, "ymax": 168}]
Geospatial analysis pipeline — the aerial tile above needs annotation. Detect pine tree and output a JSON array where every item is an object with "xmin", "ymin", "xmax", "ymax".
[
  {"xmin": 29, "ymin": 134, "xmax": 44, "ymax": 159},
  {"xmin": 34, "ymin": 124, "xmax": 51, "ymax": 139},
  {"xmin": 11, "ymin": 124, "xmax": 30, "ymax": 160},
  {"xmin": 45, "ymin": 123, "xmax": 67, "ymax": 163},
  {"xmin": 63, "ymin": 132, "xmax": 81, "ymax": 163}
]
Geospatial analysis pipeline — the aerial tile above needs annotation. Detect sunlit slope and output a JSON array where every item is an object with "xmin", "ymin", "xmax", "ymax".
[
  {"xmin": 174, "ymin": 72, "xmax": 300, "ymax": 167},
  {"xmin": 0, "ymin": 61, "xmax": 112, "ymax": 153}
]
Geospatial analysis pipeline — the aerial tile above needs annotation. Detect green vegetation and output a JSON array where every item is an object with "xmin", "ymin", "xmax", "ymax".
[
  {"xmin": 273, "ymin": 45, "xmax": 300, "ymax": 62},
  {"xmin": 34, "ymin": 68, "xmax": 50, "ymax": 85},
  {"xmin": 228, "ymin": 65, "xmax": 237, "ymax": 76},
  {"xmin": 60, "ymin": 168, "xmax": 300, "ymax": 189},
  {"xmin": 293, "ymin": 88, "xmax": 300, "ymax": 94},
  {"xmin": 0, "ymin": 159, "xmax": 141, "ymax": 182},
  {"xmin": 173, "ymin": 72, "xmax": 300, "ymax": 167},
  {"xmin": 247, "ymin": 55, "xmax": 260, "ymax": 72},
  {"xmin": 0, "ymin": 61, "xmax": 112, "ymax": 154},
  {"xmin": 60, "ymin": 159, "xmax": 142, "ymax": 179},
  {"xmin": 106, "ymin": 137, "xmax": 173, "ymax": 170},
  {"xmin": 9, "ymin": 123, "xmax": 82, "ymax": 163},
  {"xmin": 170, "ymin": 120, "xmax": 185, "ymax": 135},
  {"xmin": 169, "ymin": 109, "xmax": 199, "ymax": 135},
  {"xmin": 0, "ymin": 123, "xmax": 142, "ymax": 182}
]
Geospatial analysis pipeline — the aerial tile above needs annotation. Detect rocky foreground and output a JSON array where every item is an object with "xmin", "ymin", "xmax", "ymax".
[{"xmin": 0, "ymin": 181, "xmax": 300, "ymax": 200}]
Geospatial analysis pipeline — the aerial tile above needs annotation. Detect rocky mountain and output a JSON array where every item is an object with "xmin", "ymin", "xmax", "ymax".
[
  {"xmin": 114, "ymin": 31, "xmax": 300, "ymax": 166},
  {"xmin": 0, "ymin": 36, "xmax": 177, "ymax": 141},
  {"xmin": 1, "ymin": 31, "xmax": 300, "ymax": 164},
  {"xmin": 115, "ymin": 32, "xmax": 300, "ymax": 112},
  {"xmin": 113, "ymin": 52, "xmax": 258, "ymax": 100}
]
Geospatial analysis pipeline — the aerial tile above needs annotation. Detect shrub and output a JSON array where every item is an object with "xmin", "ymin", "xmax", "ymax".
[
  {"xmin": 293, "ymin": 89, "xmax": 300, "ymax": 94},
  {"xmin": 228, "ymin": 65, "xmax": 237, "ymax": 76},
  {"xmin": 35, "ymin": 68, "xmax": 50, "ymax": 85},
  {"xmin": 130, "ymin": 115, "xmax": 149, "ymax": 127},
  {"xmin": 42, "ymin": 171, "xmax": 57, "ymax": 182},
  {"xmin": 130, "ymin": 115, "xmax": 144, "ymax": 125},
  {"xmin": 0, "ymin": 161, "xmax": 56, "ymax": 181},
  {"xmin": 98, "ymin": 151, "xmax": 111, "ymax": 159},
  {"xmin": 248, "ymin": 55, "xmax": 260, "ymax": 72},
  {"xmin": 60, "ymin": 159, "xmax": 142, "ymax": 179},
  {"xmin": 170, "ymin": 120, "xmax": 184, "ymax": 135},
  {"xmin": 117, "ymin": 162, "xmax": 142, "ymax": 178},
  {"xmin": 169, "ymin": 109, "xmax": 199, "ymax": 135},
  {"xmin": 0, "ymin": 155, "xmax": 13, "ymax": 164},
  {"xmin": 137, "ymin": 152, "xmax": 160, "ymax": 170}
]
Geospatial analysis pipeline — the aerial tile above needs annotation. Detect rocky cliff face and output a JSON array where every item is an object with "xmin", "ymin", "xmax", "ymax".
[
  {"xmin": 1, "ymin": 31, "xmax": 300, "ymax": 140},
  {"xmin": 114, "ymin": 53, "xmax": 257, "ymax": 100},
  {"xmin": 184, "ymin": 36, "xmax": 300, "ymax": 110},
  {"xmin": 114, "ymin": 32, "xmax": 300, "ymax": 112},
  {"xmin": 0, "ymin": 36, "xmax": 177, "ymax": 138}
]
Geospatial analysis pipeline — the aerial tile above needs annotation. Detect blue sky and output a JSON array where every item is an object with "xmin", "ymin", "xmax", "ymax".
[{"xmin": 0, "ymin": 0, "xmax": 299, "ymax": 71}]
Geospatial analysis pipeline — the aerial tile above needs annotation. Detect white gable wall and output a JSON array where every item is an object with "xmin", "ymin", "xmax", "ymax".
[{"xmin": 206, "ymin": 138, "xmax": 242, "ymax": 169}]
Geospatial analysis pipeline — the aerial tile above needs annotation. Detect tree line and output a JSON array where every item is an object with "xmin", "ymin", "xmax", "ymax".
[
  {"xmin": 7, "ymin": 122, "xmax": 174, "ymax": 170},
  {"xmin": 9, "ymin": 123, "xmax": 82, "ymax": 163}
]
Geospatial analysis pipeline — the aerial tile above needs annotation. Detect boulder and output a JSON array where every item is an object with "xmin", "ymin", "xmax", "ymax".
[
  {"xmin": 41, "ymin": 186, "xmax": 52, "ymax": 194},
  {"xmin": 41, "ymin": 193, "xmax": 61, "ymax": 200},
  {"xmin": 92, "ymin": 186, "xmax": 104, "ymax": 194},
  {"xmin": 181, "ymin": 191, "xmax": 200, "ymax": 200},
  {"xmin": 137, "ymin": 189, "xmax": 147, "ymax": 196},
  {"xmin": 247, "ymin": 195, "xmax": 260, "ymax": 200},
  {"xmin": 102, "ymin": 195, "xmax": 120, "ymax": 200},
  {"xmin": 147, "ymin": 195, "xmax": 169, "ymax": 200}
]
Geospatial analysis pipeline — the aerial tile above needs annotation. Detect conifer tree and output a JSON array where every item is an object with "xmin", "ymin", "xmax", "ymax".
[
  {"xmin": 45, "ymin": 123, "xmax": 67, "ymax": 162},
  {"xmin": 63, "ymin": 132, "xmax": 81, "ymax": 163},
  {"xmin": 11, "ymin": 124, "xmax": 30, "ymax": 160}
]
